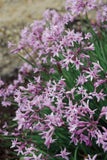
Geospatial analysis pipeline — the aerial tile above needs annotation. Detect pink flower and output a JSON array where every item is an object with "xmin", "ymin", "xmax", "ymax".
[
  {"xmin": 63, "ymin": 13, "xmax": 75, "ymax": 24},
  {"xmin": 24, "ymin": 146, "xmax": 38, "ymax": 155},
  {"xmin": 66, "ymin": 87, "xmax": 76, "ymax": 100},
  {"xmin": 45, "ymin": 112, "xmax": 64, "ymax": 127},
  {"xmin": 0, "ymin": 79, "xmax": 4, "ymax": 87},
  {"xmin": 95, "ymin": 129, "xmax": 107, "ymax": 152},
  {"xmin": 0, "ymin": 88, "xmax": 5, "ymax": 97},
  {"xmin": 55, "ymin": 148, "xmax": 71, "ymax": 160},
  {"xmin": 1, "ymin": 101, "xmax": 11, "ymax": 107},
  {"xmin": 84, "ymin": 33, "xmax": 92, "ymax": 39},
  {"xmin": 14, "ymin": 145, "xmax": 24, "ymax": 155},
  {"xmin": 94, "ymin": 79, "xmax": 107, "ymax": 88},
  {"xmin": 76, "ymin": 74, "xmax": 87, "ymax": 86},
  {"xmin": 85, "ymin": 68, "xmax": 100, "ymax": 81},
  {"xmin": 3, "ymin": 131, "xmax": 8, "ymax": 136},
  {"xmin": 84, "ymin": 44, "xmax": 95, "ymax": 51},
  {"xmin": 85, "ymin": 154, "xmax": 97, "ymax": 160},
  {"xmin": 21, "ymin": 27, "xmax": 29, "ymax": 40},
  {"xmin": 73, "ymin": 57, "xmax": 83, "ymax": 70},
  {"xmin": 13, "ymin": 109, "xmax": 25, "ymax": 130},
  {"xmin": 100, "ymin": 106, "xmax": 107, "ymax": 120},
  {"xmin": 24, "ymin": 157, "xmax": 32, "ymax": 160},
  {"xmin": 39, "ymin": 126, "xmax": 56, "ymax": 148},
  {"xmin": 32, "ymin": 153, "xmax": 42, "ymax": 160},
  {"xmin": 91, "ymin": 89, "xmax": 106, "ymax": 102},
  {"xmin": 8, "ymin": 41, "xmax": 16, "ymax": 48},
  {"xmin": 2, "ymin": 122, "xmax": 8, "ymax": 128},
  {"xmin": 92, "ymin": 61, "xmax": 103, "ymax": 71},
  {"xmin": 61, "ymin": 50, "xmax": 74, "ymax": 71},
  {"xmin": 77, "ymin": 86, "xmax": 87, "ymax": 96},
  {"xmin": 11, "ymin": 138, "xmax": 21, "ymax": 148}
]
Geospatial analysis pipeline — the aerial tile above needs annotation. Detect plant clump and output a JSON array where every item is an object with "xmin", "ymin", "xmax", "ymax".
[{"xmin": 0, "ymin": 0, "xmax": 107, "ymax": 160}]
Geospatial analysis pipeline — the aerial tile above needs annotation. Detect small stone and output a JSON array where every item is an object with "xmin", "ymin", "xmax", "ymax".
[{"xmin": 6, "ymin": 30, "xmax": 11, "ymax": 36}]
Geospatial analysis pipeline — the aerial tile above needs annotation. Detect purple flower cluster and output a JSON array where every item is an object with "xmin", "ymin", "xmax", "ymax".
[
  {"xmin": 65, "ymin": 0, "xmax": 107, "ymax": 25},
  {"xmin": 0, "ymin": 0, "xmax": 107, "ymax": 159},
  {"xmin": 65, "ymin": 0, "xmax": 97, "ymax": 15}
]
